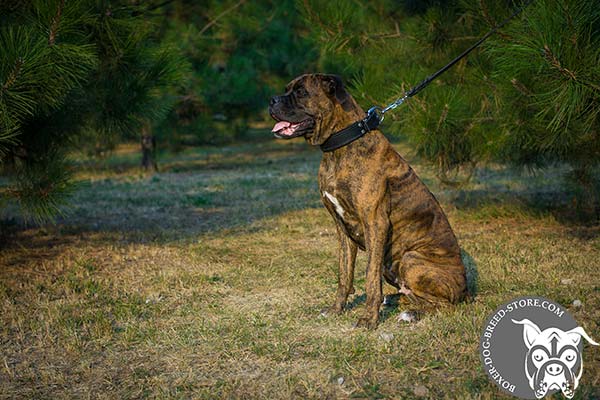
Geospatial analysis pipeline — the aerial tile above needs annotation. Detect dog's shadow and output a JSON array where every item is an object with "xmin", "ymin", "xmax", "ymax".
[
  {"xmin": 346, "ymin": 293, "xmax": 366, "ymax": 310},
  {"xmin": 462, "ymin": 249, "xmax": 479, "ymax": 299}
]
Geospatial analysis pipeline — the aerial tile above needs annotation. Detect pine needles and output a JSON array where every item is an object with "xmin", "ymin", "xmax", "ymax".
[
  {"xmin": 301, "ymin": 0, "xmax": 599, "ymax": 209},
  {"xmin": 0, "ymin": 0, "xmax": 189, "ymax": 222}
]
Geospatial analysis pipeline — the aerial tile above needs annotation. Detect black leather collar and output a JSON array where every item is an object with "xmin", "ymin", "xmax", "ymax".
[{"xmin": 319, "ymin": 110, "xmax": 381, "ymax": 152}]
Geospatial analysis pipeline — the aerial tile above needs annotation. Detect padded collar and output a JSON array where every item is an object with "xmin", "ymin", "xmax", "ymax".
[{"xmin": 319, "ymin": 110, "xmax": 381, "ymax": 152}]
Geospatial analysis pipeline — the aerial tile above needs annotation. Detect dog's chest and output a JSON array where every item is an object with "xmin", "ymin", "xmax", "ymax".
[
  {"xmin": 319, "ymin": 185, "xmax": 364, "ymax": 246},
  {"xmin": 318, "ymin": 159, "xmax": 366, "ymax": 245}
]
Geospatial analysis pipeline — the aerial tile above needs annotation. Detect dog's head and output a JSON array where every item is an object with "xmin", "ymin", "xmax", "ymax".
[
  {"xmin": 512, "ymin": 319, "xmax": 598, "ymax": 399},
  {"xmin": 269, "ymin": 74, "xmax": 361, "ymax": 145}
]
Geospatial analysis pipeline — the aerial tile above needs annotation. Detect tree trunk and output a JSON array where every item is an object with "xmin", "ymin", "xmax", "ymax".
[
  {"xmin": 141, "ymin": 124, "xmax": 158, "ymax": 172},
  {"xmin": 572, "ymin": 166, "xmax": 598, "ymax": 221}
]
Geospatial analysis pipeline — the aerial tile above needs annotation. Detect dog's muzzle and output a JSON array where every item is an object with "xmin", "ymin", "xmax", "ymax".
[{"xmin": 269, "ymin": 96, "xmax": 315, "ymax": 139}]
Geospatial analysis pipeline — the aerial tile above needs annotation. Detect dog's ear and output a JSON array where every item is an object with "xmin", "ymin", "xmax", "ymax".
[
  {"xmin": 512, "ymin": 319, "xmax": 542, "ymax": 349},
  {"xmin": 321, "ymin": 74, "xmax": 351, "ymax": 111},
  {"xmin": 564, "ymin": 327, "xmax": 599, "ymax": 346}
]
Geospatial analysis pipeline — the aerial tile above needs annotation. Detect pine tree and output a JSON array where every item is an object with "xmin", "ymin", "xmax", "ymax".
[
  {"xmin": 0, "ymin": 0, "xmax": 189, "ymax": 223},
  {"xmin": 153, "ymin": 0, "xmax": 316, "ymax": 147},
  {"xmin": 485, "ymin": 0, "xmax": 600, "ymax": 211},
  {"xmin": 300, "ymin": 0, "xmax": 599, "ymax": 211}
]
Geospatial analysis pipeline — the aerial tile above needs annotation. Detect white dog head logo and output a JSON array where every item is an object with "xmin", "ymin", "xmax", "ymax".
[{"xmin": 512, "ymin": 319, "xmax": 598, "ymax": 399}]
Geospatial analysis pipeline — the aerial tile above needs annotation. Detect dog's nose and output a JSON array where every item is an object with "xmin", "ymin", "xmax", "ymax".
[
  {"xmin": 545, "ymin": 363, "xmax": 564, "ymax": 376},
  {"xmin": 270, "ymin": 96, "xmax": 279, "ymax": 106}
]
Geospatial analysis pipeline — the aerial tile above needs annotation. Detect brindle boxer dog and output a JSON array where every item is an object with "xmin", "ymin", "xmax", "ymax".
[{"xmin": 269, "ymin": 74, "xmax": 468, "ymax": 329}]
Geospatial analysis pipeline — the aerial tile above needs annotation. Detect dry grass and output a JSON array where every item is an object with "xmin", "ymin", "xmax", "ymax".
[{"xmin": 1, "ymin": 135, "xmax": 599, "ymax": 399}]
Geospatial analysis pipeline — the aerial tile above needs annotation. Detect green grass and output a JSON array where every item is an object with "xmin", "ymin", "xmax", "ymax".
[{"xmin": 1, "ymin": 135, "xmax": 599, "ymax": 399}]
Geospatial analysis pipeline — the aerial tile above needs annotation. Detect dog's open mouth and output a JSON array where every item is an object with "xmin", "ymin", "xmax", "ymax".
[{"xmin": 271, "ymin": 119, "xmax": 313, "ymax": 139}]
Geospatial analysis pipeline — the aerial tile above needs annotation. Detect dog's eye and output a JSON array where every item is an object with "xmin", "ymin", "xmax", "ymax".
[{"xmin": 294, "ymin": 86, "xmax": 308, "ymax": 97}]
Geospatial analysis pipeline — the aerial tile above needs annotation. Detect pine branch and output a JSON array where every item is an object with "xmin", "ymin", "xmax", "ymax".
[
  {"xmin": 541, "ymin": 45, "xmax": 600, "ymax": 93},
  {"xmin": 146, "ymin": 0, "xmax": 176, "ymax": 12},
  {"xmin": 2, "ymin": 58, "xmax": 23, "ymax": 91},
  {"xmin": 436, "ymin": 104, "xmax": 449, "ymax": 131},
  {"xmin": 131, "ymin": 0, "xmax": 177, "ymax": 16},
  {"xmin": 542, "ymin": 45, "xmax": 576, "ymax": 80},
  {"xmin": 48, "ymin": 0, "xmax": 65, "ymax": 46},
  {"xmin": 367, "ymin": 22, "xmax": 415, "ymax": 41},
  {"xmin": 199, "ymin": 0, "xmax": 247, "ymax": 36},
  {"xmin": 301, "ymin": 0, "xmax": 336, "ymax": 36},
  {"xmin": 478, "ymin": 0, "xmax": 511, "ymax": 41},
  {"xmin": 510, "ymin": 78, "xmax": 532, "ymax": 96}
]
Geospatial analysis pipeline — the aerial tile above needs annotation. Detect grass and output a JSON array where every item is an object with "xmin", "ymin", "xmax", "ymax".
[{"xmin": 1, "ymin": 133, "xmax": 599, "ymax": 399}]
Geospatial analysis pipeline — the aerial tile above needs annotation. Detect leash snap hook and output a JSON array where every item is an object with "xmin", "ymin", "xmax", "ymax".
[{"xmin": 367, "ymin": 106, "xmax": 384, "ymax": 124}]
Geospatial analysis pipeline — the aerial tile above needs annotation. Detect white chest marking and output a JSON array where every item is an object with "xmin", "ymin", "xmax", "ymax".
[{"xmin": 323, "ymin": 191, "xmax": 345, "ymax": 217}]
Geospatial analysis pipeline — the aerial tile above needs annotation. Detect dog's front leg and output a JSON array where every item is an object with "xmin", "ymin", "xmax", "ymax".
[
  {"xmin": 355, "ymin": 204, "xmax": 389, "ymax": 329},
  {"xmin": 326, "ymin": 225, "xmax": 358, "ymax": 315}
]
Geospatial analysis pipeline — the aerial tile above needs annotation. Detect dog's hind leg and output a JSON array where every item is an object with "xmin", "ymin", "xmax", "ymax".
[{"xmin": 397, "ymin": 251, "xmax": 467, "ymax": 318}]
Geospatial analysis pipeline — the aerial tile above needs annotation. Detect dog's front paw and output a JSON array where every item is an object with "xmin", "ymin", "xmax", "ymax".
[{"xmin": 354, "ymin": 315, "xmax": 379, "ymax": 330}]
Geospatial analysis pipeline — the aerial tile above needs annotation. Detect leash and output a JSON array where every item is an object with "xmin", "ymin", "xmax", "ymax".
[{"xmin": 320, "ymin": 0, "xmax": 534, "ymax": 153}]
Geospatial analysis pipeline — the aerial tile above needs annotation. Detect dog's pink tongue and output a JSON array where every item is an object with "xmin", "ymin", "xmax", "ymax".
[{"xmin": 272, "ymin": 121, "xmax": 291, "ymax": 132}]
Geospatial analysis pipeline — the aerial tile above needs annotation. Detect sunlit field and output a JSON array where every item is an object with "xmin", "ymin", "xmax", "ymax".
[{"xmin": 1, "ymin": 133, "xmax": 599, "ymax": 399}]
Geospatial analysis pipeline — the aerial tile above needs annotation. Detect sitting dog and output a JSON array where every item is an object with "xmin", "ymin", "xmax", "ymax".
[
  {"xmin": 269, "ymin": 73, "xmax": 468, "ymax": 328},
  {"xmin": 513, "ymin": 318, "xmax": 598, "ymax": 399}
]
